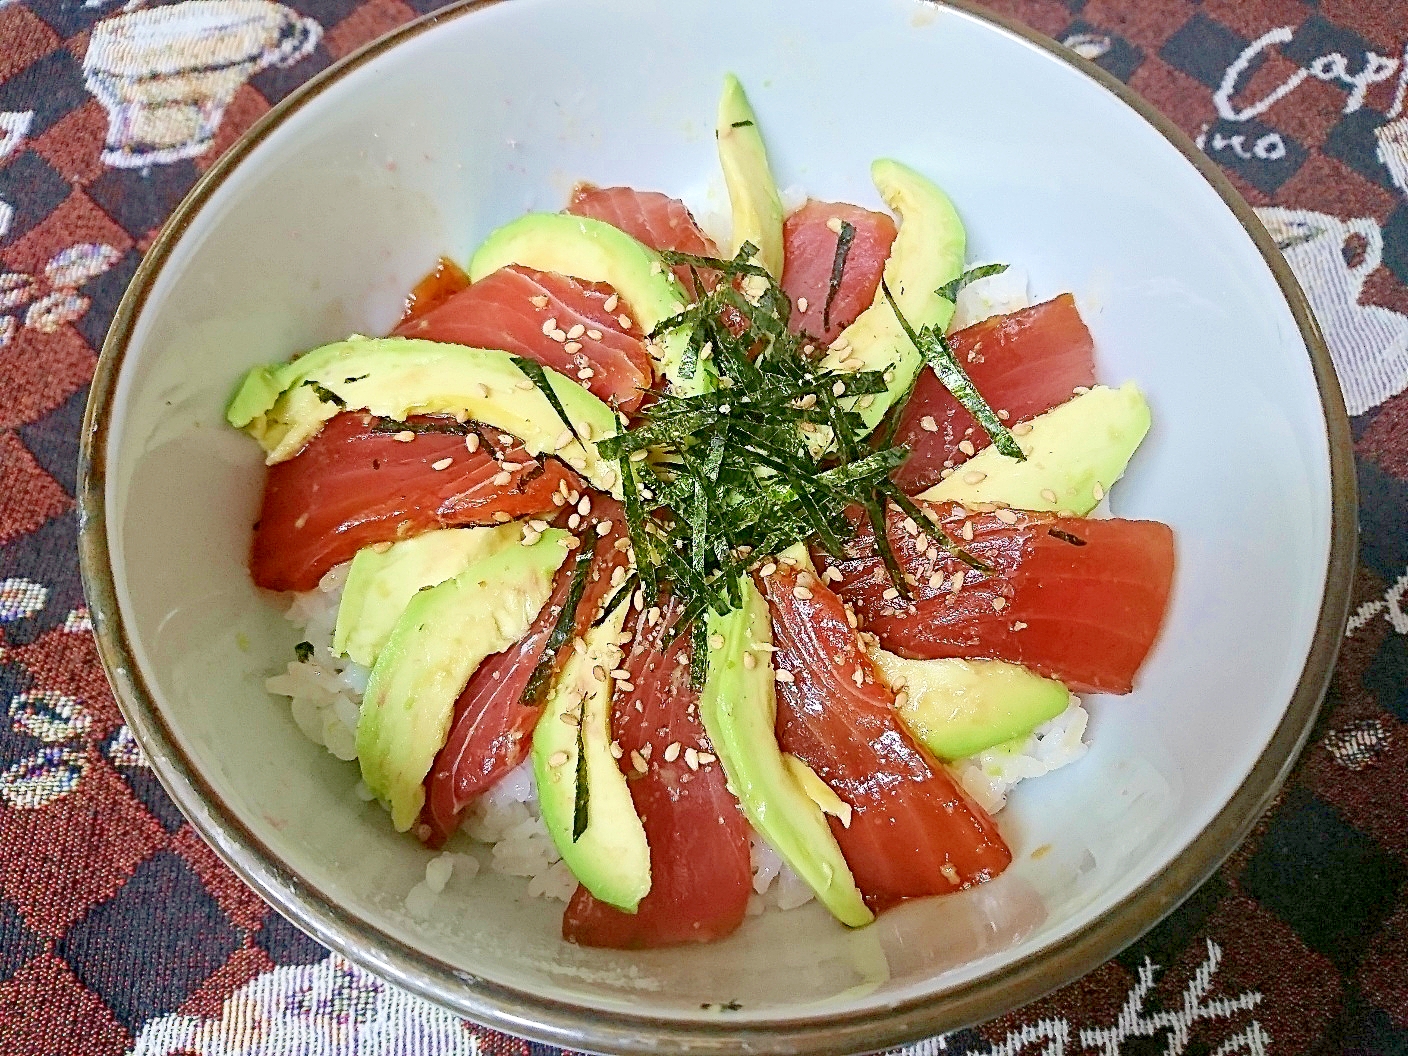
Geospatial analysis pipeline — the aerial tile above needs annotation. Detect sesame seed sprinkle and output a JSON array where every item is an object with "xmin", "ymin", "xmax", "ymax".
[
  {"xmin": 564, "ymin": 341, "xmax": 583, "ymax": 354},
  {"xmin": 618, "ymin": 314, "xmax": 632, "ymax": 329},
  {"xmin": 963, "ymin": 470, "xmax": 987, "ymax": 485},
  {"xmin": 1041, "ymin": 488, "xmax": 1059, "ymax": 503},
  {"xmin": 603, "ymin": 293, "xmax": 619, "ymax": 312},
  {"xmin": 394, "ymin": 430, "xmax": 415, "ymax": 442},
  {"xmin": 465, "ymin": 433, "xmax": 480, "ymax": 452},
  {"xmin": 797, "ymin": 297, "xmax": 809, "ymax": 312},
  {"xmin": 775, "ymin": 668, "xmax": 795, "ymax": 683},
  {"xmin": 530, "ymin": 295, "xmax": 549, "ymax": 309},
  {"xmin": 541, "ymin": 317, "xmax": 558, "ymax": 335},
  {"xmin": 431, "ymin": 457, "xmax": 453, "ymax": 471},
  {"xmin": 492, "ymin": 471, "xmax": 513, "ymax": 486}
]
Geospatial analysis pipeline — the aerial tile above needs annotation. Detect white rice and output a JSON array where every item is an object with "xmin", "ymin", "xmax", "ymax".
[{"xmin": 266, "ymin": 567, "xmax": 1088, "ymax": 912}]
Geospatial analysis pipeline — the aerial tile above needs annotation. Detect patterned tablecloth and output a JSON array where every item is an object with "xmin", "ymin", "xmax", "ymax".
[{"xmin": 0, "ymin": 0, "xmax": 1405, "ymax": 1052}]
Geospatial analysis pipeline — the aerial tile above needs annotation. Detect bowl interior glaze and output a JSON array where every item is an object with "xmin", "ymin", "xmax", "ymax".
[{"xmin": 82, "ymin": 0, "xmax": 1351, "ymax": 1050}]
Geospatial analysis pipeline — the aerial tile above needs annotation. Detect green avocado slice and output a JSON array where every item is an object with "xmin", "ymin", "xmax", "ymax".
[
  {"xmin": 919, "ymin": 383, "xmax": 1150, "ymax": 514},
  {"xmin": 225, "ymin": 337, "xmax": 622, "ymax": 494},
  {"xmin": 334, "ymin": 524, "xmax": 521, "ymax": 668},
  {"xmin": 869, "ymin": 650, "xmax": 1070, "ymax": 761},
  {"xmin": 356, "ymin": 530, "xmax": 569, "ymax": 831},
  {"xmin": 468, "ymin": 212, "xmax": 712, "ymax": 396},
  {"xmin": 819, "ymin": 159, "xmax": 965, "ymax": 433},
  {"xmin": 698, "ymin": 575, "xmax": 873, "ymax": 928},
  {"xmin": 531, "ymin": 602, "xmax": 651, "ymax": 912},
  {"xmin": 716, "ymin": 73, "xmax": 784, "ymax": 279}
]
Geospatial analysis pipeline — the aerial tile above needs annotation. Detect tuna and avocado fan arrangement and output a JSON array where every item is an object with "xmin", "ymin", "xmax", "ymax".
[{"xmin": 233, "ymin": 75, "xmax": 1175, "ymax": 947}]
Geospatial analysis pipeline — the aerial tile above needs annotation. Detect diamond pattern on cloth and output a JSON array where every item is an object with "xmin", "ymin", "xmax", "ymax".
[{"xmin": 0, "ymin": 0, "xmax": 1406, "ymax": 1053}]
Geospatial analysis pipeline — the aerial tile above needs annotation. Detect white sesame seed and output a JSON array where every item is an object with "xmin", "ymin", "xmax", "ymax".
[
  {"xmin": 609, "ymin": 740, "xmax": 623, "ymax": 759},
  {"xmin": 1073, "ymin": 385, "xmax": 1090, "ymax": 395},
  {"xmin": 797, "ymin": 297, "xmax": 809, "ymax": 312},
  {"xmin": 564, "ymin": 341, "xmax": 583, "ymax": 354},
  {"xmin": 541, "ymin": 317, "xmax": 558, "ymax": 335},
  {"xmin": 517, "ymin": 379, "xmax": 535, "ymax": 390},
  {"xmin": 992, "ymin": 597, "xmax": 1006, "ymax": 612},
  {"xmin": 760, "ymin": 562, "xmax": 777, "ymax": 577},
  {"xmin": 963, "ymin": 470, "xmax": 987, "ymax": 485},
  {"xmin": 548, "ymin": 750, "xmax": 569, "ymax": 767},
  {"xmin": 997, "ymin": 409, "xmax": 1010, "ymax": 420},
  {"xmin": 826, "ymin": 216, "xmax": 843, "ymax": 234},
  {"xmin": 465, "ymin": 433, "xmax": 480, "ymax": 453},
  {"xmin": 586, "ymin": 329, "xmax": 603, "ymax": 340},
  {"xmin": 618, "ymin": 313, "xmax": 632, "ymax": 329},
  {"xmin": 684, "ymin": 747, "xmax": 699, "ymax": 770},
  {"xmin": 793, "ymin": 586, "xmax": 813, "ymax": 600},
  {"xmin": 493, "ymin": 511, "xmax": 511, "ymax": 522},
  {"xmin": 492, "ymin": 471, "xmax": 512, "ymax": 486},
  {"xmin": 832, "ymin": 380, "xmax": 846, "ymax": 397},
  {"xmin": 928, "ymin": 572, "xmax": 944, "ymax": 589},
  {"xmin": 894, "ymin": 691, "xmax": 909, "ymax": 708},
  {"xmin": 431, "ymin": 457, "xmax": 453, "ymax": 471},
  {"xmin": 595, "ymin": 519, "xmax": 612, "ymax": 536},
  {"xmin": 550, "ymin": 329, "xmax": 568, "ymax": 343},
  {"xmin": 567, "ymin": 513, "xmax": 582, "ymax": 530},
  {"xmin": 822, "ymin": 566, "xmax": 842, "ymax": 584},
  {"xmin": 743, "ymin": 651, "xmax": 757, "ymax": 670},
  {"xmin": 958, "ymin": 439, "xmax": 976, "ymax": 457},
  {"xmin": 618, "ymin": 679, "xmax": 635, "ymax": 692},
  {"xmin": 858, "ymin": 395, "xmax": 875, "ymax": 409},
  {"xmin": 394, "ymin": 430, "xmax": 415, "ymax": 442},
  {"xmin": 1093, "ymin": 482, "xmax": 1105, "ymax": 501},
  {"xmin": 1041, "ymin": 488, "xmax": 1059, "ymax": 503},
  {"xmin": 961, "ymin": 521, "xmax": 974, "ymax": 541},
  {"xmin": 664, "ymin": 741, "xmax": 682, "ymax": 762},
  {"xmin": 1012, "ymin": 621, "xmax": 1027, "ymax": 631},
  {"xmin": 950, "ymin": 570, "xmax": 966, "ymax": 594},
  {"xmin": 521, "ymin": 529, "xmax": 541, "ymax": 546},
  {"xmin": 630, "ymin": 750, "xmax": 647, "ymax": 773},
  {"xmin": 852, "ymin": 668, "xmax": 864, "ymax": 687},
  {"xmin": 1013, "ymin": 422, "xmax": 1033, "ymax": 436},
  {"xmin": 698, "ymin": 752, "xmax": 716, "ymax": 765},
  {"xmin": 709, "ymin": 633, "xmax": 725, "ymax": 650},
  {"xmin": 530, "ymin": 295, "xmax": 549, "ymax": 309},
  {"xmin": 603, "ymin": 293, "xmax": 619, "ymax": 312},
  {"xmin": 578, "ymin": 367, "xmax": 595, "ymax": 380},
  {"xmin": 565, "ymin": 323, "xmax": 585, "ymax": 340},
  {"xmin": 775, "ymin": 668, "xmax": 795, "ymax": 683},
  {"xmin": 920, "ymin": 415, "xmax": 939, "ymax": 433},
  {"xmin": 882, "ymin": 587, "xmax": 900, "ymax": 601},
  {"xmin": 995, "ymin": 508, "xmax": 1018, "ymax": 524}
]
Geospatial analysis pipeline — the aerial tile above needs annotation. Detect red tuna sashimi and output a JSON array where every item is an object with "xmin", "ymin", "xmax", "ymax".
[
  {"xmin": 780, "ymin": 200, "xmax": 897, "ymax": 345},
  {"xmin": 891, "ymin": 295, "xmax": 1097, "ymax": 494},
  {"xmin": 563, "ymin": 594, "xmax": 752, "ymax": 948},
  {"xmin": 392, "ymin": 265, "xmax": 653, "ymax": 416},
  {"xmin": 568, "ymin": 184, "xmax": 718, "ymax": 297},
  {"xmin": 397, "ymin": 256, "xmax": 471, "ymax": 327},
  {"xmin": 761, "ymin": 561, "xmax": 1011, "ymax": 914},
  {"xmin": 817, "ymin": 503, "xmax": 1175, "ymax": 695},
  {"xmin": 420, "ymin": 496, "xmax": 630, "ymax": 847},
  {"xmin": 249, "ymin": 413, "xmax": 579, "ymax": 592}
]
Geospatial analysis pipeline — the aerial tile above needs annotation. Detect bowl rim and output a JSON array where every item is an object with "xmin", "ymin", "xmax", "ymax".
[{"xmin": 76, "ymin": 0, "xmax": 1357, "ymax": 1051}]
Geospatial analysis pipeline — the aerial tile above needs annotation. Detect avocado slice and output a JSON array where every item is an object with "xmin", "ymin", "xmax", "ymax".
[
  {"xmin": 716, "ymin": 74, "xmax": 784, "ymax": 279},
  {"xmin": 225, "ymin": 337, "xmax": 621, "ymax": 493},
  {"xmin": 334, "ymin": 524, "xmax": 521, "ymax": 667},
  {"xmin": 357, "ymin": 530, "xmax": 569, "ymax": 830},
  {"xmin": 698, "ymin": 576, "xmax": 873, "ymax": 928},
  {"xmin": 468, "ymin": 213, "xmax": 711, "ymax": 396},
  {"xmin": 531, "ymin": 602, "xmax": 651, "ymax": 912},
  {"xmin": 869, "ymin": 649, "xmax": 1070, "ymax": 761},
  {"xmin": 918, "ymin": 383, "xmax": 1150, "ymax": 514},
  {"xmin": 819, "ymin": 159, "xmax": 965, "ymax": 433}
]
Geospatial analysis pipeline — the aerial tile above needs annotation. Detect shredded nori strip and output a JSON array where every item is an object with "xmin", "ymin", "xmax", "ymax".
[
  {"xmin": 881, "ymin": 483, "xmax": 993, "ymax": 574},
  {"xmin": 936, "ymin": 263, "xmax": 1009, "ymax": 302},
  {"xmin": 510, "ymin": 355, "xmax": 583, "ymax": 447},
  {"xmin": 880, "ymin": 279, "xmax": 1025, "ymax": 460},
  {"xmin": 303, "ymin": 380, "xmax": 347, "ymax": 408},
  {"xmin": 518, "ymin": 536, "xmax": 598, "ymax": 711},
  {"xmin": 293, "ymin": 641, "xmax": 314, "ymax": 662},
  {"xmin": 1048, "ymin": 527, "xmax": 1088, "ymax": 546},
  {"xmin": 572, "ymin": 697, "xmax": 590, "ymax": 842},
  {"xmin": 730, "ymin": 119, "xmax": 754, "ymax": 128},
  {"xmin": 822, "ymin": 220, "xmax": 856, "ymax": 331},
  {"xmin": 370, "ymin": 417, "xmax": 473, "ymax": 436},
  {"xmin": 585, "ymin": 242, "xmax": 994, "ymax": 676}
]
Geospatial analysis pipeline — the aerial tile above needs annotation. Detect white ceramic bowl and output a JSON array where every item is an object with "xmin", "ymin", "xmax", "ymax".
[{"xmin": 78, "ymin": 0, "xmax": 1355, "ymax": 1051}]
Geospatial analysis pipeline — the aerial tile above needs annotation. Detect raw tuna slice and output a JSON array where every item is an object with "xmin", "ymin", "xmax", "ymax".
[
  {"xmin": 392, "ymin": 264, "xmax": 653, "ymax": 416},
  {"xmin": 761, "ymin": 561, "xmax": 1011, "ymax": 914},
  {"xmin": 816, "ymin": 503, "xmax": 1175, "ymax": 694},
  {"xmin": 891, "ymin": 295, "xmax": 1096, "ymax": 494},
  {"xmin": 563, "ymin": 594, "xmax": 753, "ymax": 948},
  {"xmin": 249, "ymin": 413, "xmax": 579, "ymax": 592},
  {"xmin": 420, "ymin": 496, "xmax": 630, "ymax": 847},
  {"xmin": 567, "ymin": 184, "xmax": 718, "ymax": 297},
  {"xmin": 780, "ymin": 200, "xmax": 897, "ymax": 345}
]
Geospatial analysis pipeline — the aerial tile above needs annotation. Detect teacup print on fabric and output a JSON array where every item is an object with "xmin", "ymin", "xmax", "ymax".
[{"xmin": 83, "ymin": 0, "xmax": 322, "ymax": 170}]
